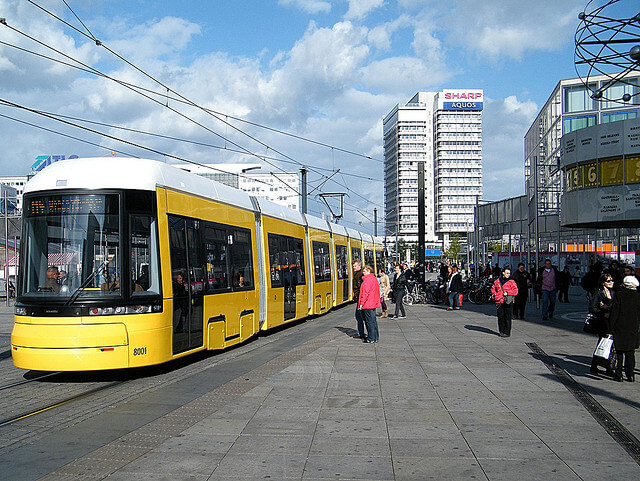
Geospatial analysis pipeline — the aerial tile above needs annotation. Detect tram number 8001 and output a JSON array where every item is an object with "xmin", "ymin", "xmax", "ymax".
[{"xmin": 133, "ymin": 347, "xmax": 147, "ymax": 356}]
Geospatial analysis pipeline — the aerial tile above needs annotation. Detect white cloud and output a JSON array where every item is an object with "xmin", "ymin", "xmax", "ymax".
[
  {"xmin": 368, "ymin": 15, "xmax": 412, "ymax": 51},
  {"xmin": 360, "ymin": 56, "xmax": 451, "ymax": 95},
  {"xmin": 108, "ymin": 17, "xmax": 201, "ymax": 62},
  {"xmin": 344, "ymin": 0, "xmax": 384, "ymax": 20},
  {"xmin": 278, "ymin": 0, "xmax": 332, "ymax": 14},
  {"xmin": 442, "ymin": 0, "xmax": 584, "ymax": 61}
]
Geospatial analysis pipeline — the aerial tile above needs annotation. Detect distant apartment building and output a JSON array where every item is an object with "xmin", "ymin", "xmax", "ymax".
[
  {"xmin": 174, "ymin": 163, "xmax": 300, "ymax": 211},
  {"xmin": 383, "ymin": 90, "xmax": 483, "ymax": 246},
  {"xmin": 0, "ymin": 176, "xmax": 28, "ymax": 214}
]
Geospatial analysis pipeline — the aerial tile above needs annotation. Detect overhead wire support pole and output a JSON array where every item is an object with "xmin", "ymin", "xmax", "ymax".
[{"xmin": 301, "ymin": 168, "xmax": 307, "ymax": 215}]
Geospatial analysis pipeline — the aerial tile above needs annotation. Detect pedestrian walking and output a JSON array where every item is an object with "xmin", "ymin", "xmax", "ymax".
[
  {"xmin": 358, "ymin": 265, "xmax": 381, "ymax": 343},
  {"xmin": 352, "ymin": 260, "xmax": 365, "ymax": 339},
  {"xmin": 446, "ymin": 266, "xmax": 463, "ymax": 311},
  {"xmin": 609, "ymin": 276, "xmax": 640, "ymax": 382},
  {"xmin": 391, "ymin": 264, "xmax": 408, "ymax": 319},
  {"xmin": 377, "ymin": 268, "xmax": 391, "ymax": 318},
  {"xmin": 558, "ymin": 266, "xmax": 572, "ymax": 302},
  {"xmin": 536, "ymin": 259, "xmax": 558, "ymax": 320},
  {"xmin": 491, "ymin": 266, "xmax": 518, "ymax": 337},
  {"xmin": 511, "ymin": 263, "xmax": 531, "ymax": 320},
  {"xmin": 589, "ymin": 274, "xmax": 615, "ymax": 376}
]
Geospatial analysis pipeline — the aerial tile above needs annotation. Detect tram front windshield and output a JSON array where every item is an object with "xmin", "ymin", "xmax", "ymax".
[{"xmin": 20, "ymin": 192, "xmax": 159, "ymax": 301}]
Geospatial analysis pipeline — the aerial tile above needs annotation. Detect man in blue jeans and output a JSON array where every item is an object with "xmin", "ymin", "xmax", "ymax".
[{"xmin": 537, "ymin": 259, "xmax": 558, "ymax": 320}]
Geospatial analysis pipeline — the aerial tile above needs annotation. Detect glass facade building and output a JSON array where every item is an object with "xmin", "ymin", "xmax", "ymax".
[{"xmin": 525, "ymin": 73, "xmax": 640, "ymax": 221}]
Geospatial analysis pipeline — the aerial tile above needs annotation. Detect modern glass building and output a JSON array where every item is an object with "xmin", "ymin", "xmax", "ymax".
[
  {"xmin": 383, "ymin": 90, "xmax": 483, "ymax": 247},
  {"xmin": 524, "ymin": 73, "xmax": 640, "ymax": 224}
]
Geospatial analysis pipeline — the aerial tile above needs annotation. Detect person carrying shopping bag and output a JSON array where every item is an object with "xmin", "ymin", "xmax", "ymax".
[{"xmin": 491, "ymin": 267, "xmax": 518, "ymax": 337}]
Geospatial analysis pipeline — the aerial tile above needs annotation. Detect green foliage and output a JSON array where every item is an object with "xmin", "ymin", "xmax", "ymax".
[{"xmin": 446, "ymin": 234, "xmax": 462, "ymax": 260}]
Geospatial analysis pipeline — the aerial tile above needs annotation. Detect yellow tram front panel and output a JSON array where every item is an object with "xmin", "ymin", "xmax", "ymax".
[
  {"xmin": 11, "ymin": 309, "xmax": 171, "ymax": 371},
  {"xmin": 308, "ymin": 227, "xmax": 333, "ymax": 314},
  {"xmin": 260, "ymin": 215, "xmax": 308, "ymax": 330}
]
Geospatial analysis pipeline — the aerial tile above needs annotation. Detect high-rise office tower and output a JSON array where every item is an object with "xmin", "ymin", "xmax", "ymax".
[{"xmin": 383, "ymin": 90, "xmax": 483, "ymax": 248}]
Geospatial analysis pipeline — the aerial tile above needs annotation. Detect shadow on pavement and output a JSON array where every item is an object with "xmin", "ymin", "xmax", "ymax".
[{"xmin": 464, "ymin": 324, "xmax": 499, "ymax": 337}]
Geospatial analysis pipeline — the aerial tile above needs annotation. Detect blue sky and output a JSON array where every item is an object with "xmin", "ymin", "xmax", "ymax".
[{"xmin": 0, "ymin": 0, "xmax": 618, "ymax": 233}]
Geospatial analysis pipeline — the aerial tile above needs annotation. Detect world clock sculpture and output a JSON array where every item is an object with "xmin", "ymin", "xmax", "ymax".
[{"xmin": 575, "ymin": 0, "xmax": 640, "ymax": 104}]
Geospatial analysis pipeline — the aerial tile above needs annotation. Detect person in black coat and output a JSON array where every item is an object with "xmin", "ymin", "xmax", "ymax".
[
  {"xmin": 609, "ymin": 276, "xmax": 640, "ymax": 382},
  {"xmin": 446, "ymin": 266, "xmax": 464, "ymax": 311},
  {"xmin": 511, "ymin": 263, "xmax": 531, "ymax": 320},
  {"xmin": 557, "ymin": 266, "xmax": 572, "ymax": 302},
  {"xmin": 589, "ymin": 274, "xmax": 615, "ymax": 375},
  {"xmin": 391, "ymin": 265, "xmax": 409, "ymax": 319}
]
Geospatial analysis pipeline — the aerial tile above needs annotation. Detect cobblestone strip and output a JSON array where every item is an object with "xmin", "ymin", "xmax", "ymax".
[{"xmin": 36, "ymin": 327, "xmax": 343, "ymax": 481}]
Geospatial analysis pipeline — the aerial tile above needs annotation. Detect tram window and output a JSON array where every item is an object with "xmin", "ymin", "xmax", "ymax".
[
  {"xmin": 21, "ymin": 193, "xmax": 121, "ymax": 298},
  {"xmin": 351, "ymin": 247, "xmax": 361, "ymax": 264},
  {"xmin": 336, "ymin": 245, "xmax": 348, "ymax": 280},
  {"xmin": 375, "ymin": 250, "xmax": 384, "ymax": 273},
  {"xmin": 130, "ymin": 215, "xmax": 161, "ymax": 296},
  {"xmin": 204, "ymin": 225, "xmax": 229, "ymax": 292},
  {"xmin": 364, "ymin": 249, "xmax": 374, "ymax": 268},
  {"xmin": 268, "ymin": 234, "xmax": 282, "ymax": 287},
  {"xmin": 313, "ymin": 241, "xmax": 331, "ymax": 282},
  {"xmin": 294, "ymin": 238, "xmax": 305, "ymax": 284},
  {"xmin": 230, "ymin": 229, "xmax": 253, "ymax": 290}
]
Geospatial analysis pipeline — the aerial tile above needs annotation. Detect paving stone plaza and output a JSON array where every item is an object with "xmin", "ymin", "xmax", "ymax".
[{"xmin": 1, "ymin": 286, "xmax": 639, "ymax": 480}]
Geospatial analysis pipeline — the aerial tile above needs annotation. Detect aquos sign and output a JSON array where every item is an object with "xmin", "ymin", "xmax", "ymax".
[{"xmin": 441, "ymin": 89, "xmax": 483, "ymax": 111}]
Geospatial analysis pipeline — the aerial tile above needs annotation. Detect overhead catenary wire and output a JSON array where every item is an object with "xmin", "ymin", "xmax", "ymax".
[
  {"xmin": 0, "ymin": 26, "xmax": 382, "ymax": 210},
  {"xmin": 2, "ymin": 3, "xmax": 385, "ymax": 214},
  {"xmin": 0, "ymin": 100, "xmax": 382, "ymax": 183},
  {"xmin": 0, "ymin": 98, "xmax": 300, "ymax": 195}
]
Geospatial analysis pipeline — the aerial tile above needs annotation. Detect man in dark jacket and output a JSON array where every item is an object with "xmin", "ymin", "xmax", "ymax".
[
  {"xmin": 609, "ymin": 276, "xmax": 640, "ymax": 382},
  {"xmin": 511, "ymin": 263, "xmax": 531, "ymax": 320},
  {"xmin": 536, "ymin": 259, "xmax": 558, "ymax": 320},
  {"xmin": 352, "ymin": 260, "xmax": 365, "ymax": 338}
]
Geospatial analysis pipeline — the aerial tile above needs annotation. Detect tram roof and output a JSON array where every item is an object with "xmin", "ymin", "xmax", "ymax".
[
  {"xmin": 252, "ymin": 196, "xmax": 306, "ymax": 226},
  {"xmin": 345, "ymin": 227, "xmax": 362, "ymax": 242},
  {"xmin": 24, "ymin": 158, "xmax": 373, "ymax": 240},
  {"xmin": 305, "ymin": 214, "xmax": 331, "ymax": 232},
  {"xmin": 328, "ymin": 223, "xmax": 348, "ymax": 237},
  {"xmin": 24, "ymin": 157, "xmax": 256, "ymax": 211}
]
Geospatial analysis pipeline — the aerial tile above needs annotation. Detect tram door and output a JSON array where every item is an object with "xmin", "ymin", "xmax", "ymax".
[
  {"xmin": 169, "ymin": 216, "xmax": 204, "ymax": 355},
  {"xmin": 280, "ymin": 237, "xmax": 296, "ymax": 321}
]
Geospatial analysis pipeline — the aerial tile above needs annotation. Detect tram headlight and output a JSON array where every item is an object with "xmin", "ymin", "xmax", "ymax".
[
  {"xmin": 126, "ymin": 305, "xmax": 152, "ymax": 314},
  {"xmin": 15, "ymin": 307, "xmax": 27, "ymax": 316}
]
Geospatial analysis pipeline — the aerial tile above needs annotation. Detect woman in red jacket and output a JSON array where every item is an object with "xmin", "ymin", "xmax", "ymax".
[
  {"xmin": 358, "ymin": 265, "xmax": 381, "ymax": 343},
  {"xmin": 491, "ymin": 266, "xmax": 519, "ymax": 337}
]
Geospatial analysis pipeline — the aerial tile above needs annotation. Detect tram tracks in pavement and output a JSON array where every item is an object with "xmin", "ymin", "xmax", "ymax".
[{"xmin": 0, "ymin": 378, "xmax": 127, "ymax": 428}]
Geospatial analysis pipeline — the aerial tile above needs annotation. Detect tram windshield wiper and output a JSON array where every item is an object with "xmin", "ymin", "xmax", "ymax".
[{"xmin": 64, "ymin": 261, "xmax": 108, "ymax": 306}]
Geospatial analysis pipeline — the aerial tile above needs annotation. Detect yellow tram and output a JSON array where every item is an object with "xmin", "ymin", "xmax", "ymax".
[{"xmin": 11, "ymin": 157, "xmax": 385, "ymax": 371}]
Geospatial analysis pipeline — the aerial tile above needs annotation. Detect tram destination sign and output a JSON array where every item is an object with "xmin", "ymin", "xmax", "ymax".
[{"xmin": 25, "ymin": 194, "xmax": 107, "ymax": 216}]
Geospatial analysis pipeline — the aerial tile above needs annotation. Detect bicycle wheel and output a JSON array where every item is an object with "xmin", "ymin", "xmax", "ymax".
[
  {"xmin": 478, "ymin": 288, "xmax": 491, "ymax": 304},
  {"xmin": 403, "ymin": 294, "xmax": 414, "ymax": 305},
  {"xmin": 468, "ymin": 289, "xmax": 478, "ymax": 304}
]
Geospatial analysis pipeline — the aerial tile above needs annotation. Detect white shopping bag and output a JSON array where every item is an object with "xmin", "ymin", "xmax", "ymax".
[{"xmin": 594, "ymin": 335, "xmax": 614, "ymax": 359}]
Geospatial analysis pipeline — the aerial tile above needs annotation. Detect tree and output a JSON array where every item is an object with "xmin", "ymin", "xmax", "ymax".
[{"xmin": 446, "ymin": 234, "xmax": 462, "ymax": 261}]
